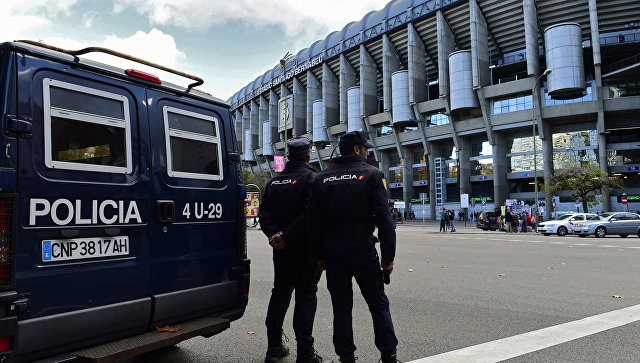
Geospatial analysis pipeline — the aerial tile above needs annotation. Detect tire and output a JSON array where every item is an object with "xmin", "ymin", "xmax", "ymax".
[
  {"xmin": 557, "ymin": 226, "xmax": 568, "ymax": 237},
  {"xmin": 619, "ymin": 234, "xmax": 628, "ymax": 238},
  {"xmin": 595, "ymin": 226, "xmax": 607, "ymax": 238}
]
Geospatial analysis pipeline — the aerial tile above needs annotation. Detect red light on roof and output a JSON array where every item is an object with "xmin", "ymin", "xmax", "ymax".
[{"xmin": 125, "ymin": 69, "xmax": 161, "ymax": 84}]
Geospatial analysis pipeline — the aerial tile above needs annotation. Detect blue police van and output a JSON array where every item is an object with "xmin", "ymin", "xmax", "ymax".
[{"xmin": 0, "ymin": 41, "xmax": 250, "ymax": 362}]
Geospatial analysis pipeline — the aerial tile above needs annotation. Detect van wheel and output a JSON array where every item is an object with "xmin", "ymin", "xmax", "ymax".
[
  {"xmin": 619, "ymin": 234, "xmax": 628, "ymax": 238},
  {"xmin": 556, "ymin": 226, "xmax": 568, "ymax": 236},
  {"xmin": 595, "ymin": 226, "xmax": 607, "ymax": 238}
]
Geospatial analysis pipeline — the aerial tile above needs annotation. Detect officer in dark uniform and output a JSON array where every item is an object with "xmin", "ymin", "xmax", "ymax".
[
  {"xmin": 310, "ymin": 131, "xmax": 398, "ymax": 363},
  {"xmin": 259, "ymin": 137, "xmax": 332, "ymax": 363}
]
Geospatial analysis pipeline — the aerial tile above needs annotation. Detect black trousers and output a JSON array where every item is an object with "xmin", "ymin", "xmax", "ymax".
[
  {"xmin": 265, "ymin": 249, "xmax": 319, "ymax": 344},
  {"xmin": 326, "ymin": 250, "xmax": 398, "ymax": 358}
]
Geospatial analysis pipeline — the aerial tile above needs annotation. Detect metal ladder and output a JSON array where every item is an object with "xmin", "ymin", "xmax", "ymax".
[{"xmin": 435, "ymin": 157, "xmax": 445, "ymax": 209}]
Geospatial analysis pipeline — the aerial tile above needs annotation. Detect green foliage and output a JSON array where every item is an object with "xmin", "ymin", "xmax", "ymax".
[
  {"xmin": 543, "ymin": 163, "xmax": 624, "ymax": 213},
  {"xmin": 242, "ymin": 169, "xmax": 270, "ymax": 197}
]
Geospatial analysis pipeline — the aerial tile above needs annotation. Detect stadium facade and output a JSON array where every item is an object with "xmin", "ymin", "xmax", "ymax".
[{"xmin": 229, "ymin": 0, "xmax": 640, "ymax": 220}]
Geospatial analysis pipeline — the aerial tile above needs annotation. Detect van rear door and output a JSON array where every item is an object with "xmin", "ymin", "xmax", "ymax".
[
  {"xmin": 146, "ymin": 90, "xmax": 239, "ymax": 325},
  {"xmin": 14, "ymin": 55, "xmax": 152, "ymax": 359}
]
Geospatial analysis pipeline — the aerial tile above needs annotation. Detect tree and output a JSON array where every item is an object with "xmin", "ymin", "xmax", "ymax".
[
  {"xmin": 543, "ymin": 164, "xmax": 624, "ymax": 213},
  {"xmin": 242, "ymin": 169, "xmax": 270, "ymax": 198}
]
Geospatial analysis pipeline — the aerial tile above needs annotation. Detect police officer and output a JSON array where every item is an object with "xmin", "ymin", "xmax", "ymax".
[
  {"xmin": 259, "ymin": 137, "xmax": 332, "ymax": 363},
  {"xmin": 310, "ymin": 131, "xmax": 398, "ymax": 363}
]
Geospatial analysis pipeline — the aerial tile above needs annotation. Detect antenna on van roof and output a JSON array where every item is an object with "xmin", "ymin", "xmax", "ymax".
[{"xmin": 16, "ymin": 40, "xmax": 204, "ymax": 92}]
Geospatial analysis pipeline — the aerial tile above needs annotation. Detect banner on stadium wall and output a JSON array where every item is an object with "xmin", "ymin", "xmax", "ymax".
[{"xmin": 274, "ymin": 156, "xmax": 285, "ymax": 172}]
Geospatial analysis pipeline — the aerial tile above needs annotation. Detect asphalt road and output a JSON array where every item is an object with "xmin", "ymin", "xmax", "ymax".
[{"xmin": 129, "ymin": 223, "xmax": 640, "ymax": 362}]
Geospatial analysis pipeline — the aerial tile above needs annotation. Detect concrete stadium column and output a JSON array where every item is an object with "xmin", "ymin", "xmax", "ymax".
[
  {"xmin": 492, "ymin": 132, "xmax": 508, "ymax": 208},
  {"xmin": 340, "ymin": 54, "xmax": 357, "ymax": 124},
  {"xmin": 542, "ymin": 122, "xmax": 553, "ymax": 220},
  {"xmin": 403, "ymin": 146, "xmax": 414, "ymax": 214},
  {"xmin": 437, "ymin": 10, "xmax": 456, "ymax": 97},
  {"xmin": 259, "ymin": 96, "xmax": 270, "ymax": 154},
  {"xmin": 360, "ymin": 45, "xmax": 378, "ymax": 117},
  {"xmin": 307, "ymin": 71, "xmax": 321, "ymax": 138},
  {"xmin": 293, "ymin": 77, "xmax": 306, "ymax": 137},
  {"xmin": 382, "ymin": 34, "xmax": 401, "ymax": 114},
  {"xmin": 269, "ymin": 90, "xmax": 280, "ymax": 153},
  {"xmin": 589, "ymin": 0, "xmax": 610, "ymax": 212},
  {"xmin": 470, "ymin": 0, "xmax": 490, "ymax": 88},
  {"xmin": 234, "ymin": 110, "xmax": 243, "ymax": 156},
  {"xmin": 408, "ymin": 23, "xmax": 427, "ymax": 108},
  {"xmin": 250, "ymin": 100, "xmax": 259, "ymax": 154},
  {"xmin": 380, "ymin": 151, "xmax": 391, "ymax": 194},
  {"xmin": 428, "ymin": 148, "xmax": 437, "ymax": 220},
  {"xmin": 242, "ymin": 105, "xmax": 250, "ymax": 134},
  {"xmin": 242, "ymin": 105, "xmax": 253, "ymax": 162},
  {"xmin": 458, "ymin": 137, "xmax": 472, "ymax": 204},
  {"xmin": 524, "ymin": 0, "xmax": 540, "ymax": 76},
  {"xmin": 322, "ymin": 63, "xmax": 340, "ymax": 130}
]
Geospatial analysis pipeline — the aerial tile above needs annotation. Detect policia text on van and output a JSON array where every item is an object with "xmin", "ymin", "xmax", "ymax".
[{"xmin": 0, "ymin": 40, "xmax": 250, "ymax": 362}]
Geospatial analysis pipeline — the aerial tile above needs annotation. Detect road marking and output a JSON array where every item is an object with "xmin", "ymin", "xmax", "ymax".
[
  {"xmin": 408, "ymin": 304, "xmax": 640, "ymax": 363},
  {"xmin": 600, "ymin": 245, "xmax": 621, "ymax": 248},
  {"xmin": 628, "ymin": 246, "xmax": 640, "ymax": 249},
  {"xmin": 573, "ymin": 243, "xmax": 593, "ymax": 246},
  {"xmin": 549, "ymin": 241, "xmax": 567, "ymax": 245}
]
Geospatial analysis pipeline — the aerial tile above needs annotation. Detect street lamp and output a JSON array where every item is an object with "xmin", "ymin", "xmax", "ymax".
[{"xmin": 532, "ymin": 68, "xmax": 552, "ymax": 232}]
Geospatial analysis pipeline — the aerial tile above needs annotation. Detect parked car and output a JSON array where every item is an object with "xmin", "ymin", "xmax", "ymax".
[
  {"xmin": 476, "ymin": 211, "xmax": 499, "ymax": 231},
  {"xmin": 575, "ymin": 212, "xmax": 640, "ymax": 238},
  {"xmin": 537, "ymin": 213, "xmax": 597, "ymax": 236}
]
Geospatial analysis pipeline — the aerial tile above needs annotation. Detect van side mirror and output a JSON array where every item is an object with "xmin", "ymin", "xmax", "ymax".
[
  {"xmin": 609, "ymin": 218, "xmax": 616, "ymax": 222},
  {"xmin": 228, "ymin": 152, "xmax": 241, "ymax": 163}
]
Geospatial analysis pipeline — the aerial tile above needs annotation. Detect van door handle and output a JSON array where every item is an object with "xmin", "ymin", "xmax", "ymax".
[{"xmin": 156, "ymin": 200, "xmax": 175, "ymax": 223}]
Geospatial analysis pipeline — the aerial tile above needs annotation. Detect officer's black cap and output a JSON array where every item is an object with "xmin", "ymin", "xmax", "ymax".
[
  {"xmin": 339, "ymin": 131, "xmax": 375, "ymax": 149},
  {"xmin": 287, "ymin": 137, "xmax": 312, "ymax": 158}
]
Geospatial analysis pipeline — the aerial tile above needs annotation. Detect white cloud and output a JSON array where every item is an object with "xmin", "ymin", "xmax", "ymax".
[
  {"xmin": 0, "ymin": 0, "xmax": 79, "ymax": 42},
  {"xmin": 82, "ymin": 11, "xmax": 98, "ymax": 28},
  {"xmin": 40, "ymin": 29, "xmax": 188, "ymax": 88},
  {"xmin": 112, "ymin": 0, "xmax": 390, "ymax": 46}
]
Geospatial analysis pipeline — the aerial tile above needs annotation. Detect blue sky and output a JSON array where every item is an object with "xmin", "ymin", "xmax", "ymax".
[{"xmin": 1, "ymin": 0, "xmax": 389, "ymax": 101}]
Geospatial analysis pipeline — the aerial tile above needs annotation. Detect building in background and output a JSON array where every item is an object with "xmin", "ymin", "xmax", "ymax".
[{"xmin": 229, "ymin": 0, "xmax": 640, "ymax": 220}]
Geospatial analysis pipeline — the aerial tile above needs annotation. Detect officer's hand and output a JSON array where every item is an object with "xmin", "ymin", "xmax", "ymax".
[
  {"xmin": 270, "ymin": 233, "xmax": 287, "ymax": 250},
  {"xmin": 382, "ymin": 260, "xmax": 394, "ymax": 274},
  {"xmin": 317, "ymin": 260, "xmax": 326, "ymax": 271},
  {"xmin": 269, "ymin": 232, "xmax": 282, "ymax": 247}
]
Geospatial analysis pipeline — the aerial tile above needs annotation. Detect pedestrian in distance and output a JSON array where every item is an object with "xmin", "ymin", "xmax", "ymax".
[
  {"xmin": 258, "ymin": 137, "xmax": 332, "ymax": 363},
  {"xmin": 439, "ymin": 208, "xmax": 447, "ymax": 232},
  {"xmin": 444, "ymin": 209, "xmax": 450, "ymax": 231},
  {"xmin": 505, "ymin": 211, "xmax": 513, "ymax": 233},
  {"xmin": 449, "ymin": 210, "xmax": 456, "ymax": 232},
  {"xmin": 310, "ymin": 130, "xmax": 399, "ymax": 363}
]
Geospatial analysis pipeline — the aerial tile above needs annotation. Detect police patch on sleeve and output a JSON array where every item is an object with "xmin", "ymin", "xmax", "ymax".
[{"xmin": 382, "ymin": 178, "xmax": 387, "ymax": 190}]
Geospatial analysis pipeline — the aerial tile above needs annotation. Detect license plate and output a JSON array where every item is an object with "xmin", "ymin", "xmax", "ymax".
[{"xmin": 42, "ymin": 236, "xmax": 130, "ymax": 262}]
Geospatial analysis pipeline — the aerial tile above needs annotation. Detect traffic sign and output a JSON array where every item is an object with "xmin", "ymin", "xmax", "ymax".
[
  {"xmin": 622, "ymin": 195, "xmax": 628, "ymax": 205},
  {"xmin": 481, "ymin": 200, "xmax": 486, "ymax": 207},
  {"xmin": 575, "ymin": 200, "xmax": 580, "ymax": 205}
]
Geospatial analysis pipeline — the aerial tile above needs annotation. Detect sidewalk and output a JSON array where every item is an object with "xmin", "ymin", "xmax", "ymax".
[{"xmin": 398, "ymin": 219, "xmax": 491, "ymax": 234}]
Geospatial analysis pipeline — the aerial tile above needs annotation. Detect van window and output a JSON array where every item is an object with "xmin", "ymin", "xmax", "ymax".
[
  {"xmin": 43, "ymin": 78, "xmax": 132, "ymax": 174},
  {"xmin": 163, "ymin": 106, "xmax": 223, "ymax": 180}
]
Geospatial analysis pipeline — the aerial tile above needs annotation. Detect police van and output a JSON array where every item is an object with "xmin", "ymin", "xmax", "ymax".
[{"xmin": 0, "ymin": 40, "xmax": 250, "ymax": 362}]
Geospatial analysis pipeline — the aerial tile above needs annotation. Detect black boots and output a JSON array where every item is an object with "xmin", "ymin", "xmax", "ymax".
[
  {"xmin": 339, "ymin": 356, "xmax": 356, "ymax": 363},
  {"xmin": 296, "ymin": 341, "xmax": 333, "ymax": 363},
  {"xmin": 380, "ymin": 353, "xmax": 399, "ymax": 363},
  {"xmin": 265, "ymin": 333, "xmax": 289, "ymax": 363}
]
